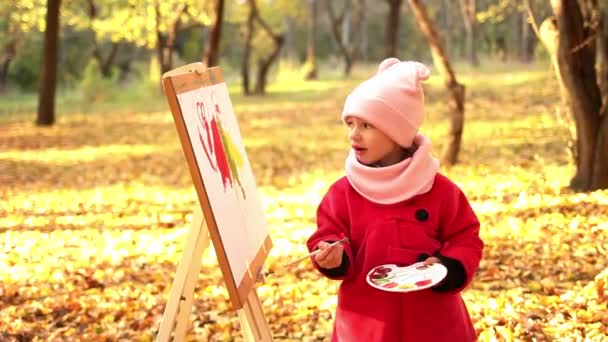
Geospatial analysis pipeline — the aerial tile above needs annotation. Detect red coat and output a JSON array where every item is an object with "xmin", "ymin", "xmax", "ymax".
[{"xmin": 307, "ymin": 173, "xmax": 483, "ymax": 342}]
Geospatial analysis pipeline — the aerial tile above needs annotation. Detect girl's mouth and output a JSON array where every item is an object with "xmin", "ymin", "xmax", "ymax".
[{"xmin": 353, "ymin": 146, "xmax": 366, "ymax": 155}]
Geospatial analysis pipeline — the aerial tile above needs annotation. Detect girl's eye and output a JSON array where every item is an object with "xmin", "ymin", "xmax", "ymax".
[{"xmin": 363, "ymin": 123, "xmax": 372, "ymax": 129}]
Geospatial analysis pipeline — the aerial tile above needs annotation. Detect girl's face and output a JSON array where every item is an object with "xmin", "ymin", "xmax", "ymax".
[{"xmin": 345, "ymin": 116, "xmax": 405, "ymax": 167}]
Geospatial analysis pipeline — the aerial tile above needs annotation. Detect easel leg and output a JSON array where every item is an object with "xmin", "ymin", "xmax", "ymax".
[
  {"xmin": 237, "ymin": 289, "xmax": 273, "ymax": 342},
  {"xmin": 156, "ymin": 205, "xmax": 209, "ymax": 342},
  {"xmin": 173, "ymin": 218, "xmax": 209, "ymax": 338}
]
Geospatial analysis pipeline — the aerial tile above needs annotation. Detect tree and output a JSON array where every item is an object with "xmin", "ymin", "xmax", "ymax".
[
  {"xmin": 326, "ymin": 0, "xmax": 355, "ymax": 76},
  {"xmin": 251, "ymin": 0, "xmax": 284, "ymax": 94},
  {"xmin": 384, "ymin": 0, "xmax": 402, "ymax": 58},
  {"xmin": 60, "ymin": 0, "xmax": 211, "ymax": 78},
  {"xmin": 0, "ymin": 23, "xmax": 17, "ymax": 91},
  {"xmin": 154, "ymin": 2, "xmax": 187, "ymax": 74},
  {"xmin": 438, "ymin": 0, "xmax": 453, "ymax": 57},
  {"xmin": 408, "ymin": 0, "xmax": 466, "ymax": 165},
  {"xmin": 1, "ymin": 0, "xmax": 47, "ymax": 91},
  {"xmin": 354, "ymin": 0, "xmax": 368, "ymax": 61},
  {"xmin": 129, "ymin": 0, "xmax": 214, "ymax": 76},
  {"xmin": 303, "ymin": 0, "xmax": 318, "ymax": 80},
  {"xmin": 518, "ymin": 4, "xmax": 534, "ymax": 63},
  {"xmin": 37, "ymin": 0, "xmax": 62, "ymax": 126},
  {"xmin": 530, "ymin": 0, "xmax": 608, "ymax": 190},
  {"xmin": 598, "ymin": 2, "xmax": 608, "ymax": 96},
  {"xmin": 458, "ymin": 0, "xmax": 479, "ymax": 66},
  {"xmin": 84, "ymin": 0, "xmax": 120, "ymax": 77},
  {"xmin": 202, "ymin": 0, "xmax": 224, "ymax": 67},
  {"xmin": 241, "ymin": 2, "xmax": 254, "ymax": 95},
  {"xmin": 240, "ymin": 0, "xmax": 284, "ymax": 95},
  {"xmin": 0, "ymin": 6, "xmax": 17, "ymax": 91}
]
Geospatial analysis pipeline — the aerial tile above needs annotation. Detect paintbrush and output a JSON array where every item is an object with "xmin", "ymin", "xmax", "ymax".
[{"xmin": 283, "ymin": 237, "xmax": 349, "ymax": 268}]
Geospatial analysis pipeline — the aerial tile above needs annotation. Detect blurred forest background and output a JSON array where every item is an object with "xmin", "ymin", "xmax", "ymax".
[
  {"xmin": 0, "ymin": 0, "xmax": 556, "ymax": 101},
  {"xmin": 1, "ymin": 0, "xmax": 608, "ymax": 341}
]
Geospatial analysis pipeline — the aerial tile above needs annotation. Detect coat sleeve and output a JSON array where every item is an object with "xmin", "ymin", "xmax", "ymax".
[
  {"xmin": 306, "ymin": 183, "xmax": 355, "ymax": 280},
  {"xmin": 437, "ymin": 180, "xmax": 484, "ymax": 293}
]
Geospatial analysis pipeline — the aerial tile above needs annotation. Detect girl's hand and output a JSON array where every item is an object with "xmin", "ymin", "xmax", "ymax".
[
  {"xmin": 314, "ymin": 241, "xmax": 344, "ymax": 269},
  {"xmin": 423, "ymin": 256, "xmax": 441, "ymax": 266}
]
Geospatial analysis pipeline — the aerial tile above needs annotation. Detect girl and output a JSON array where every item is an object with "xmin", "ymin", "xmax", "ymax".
[{"xmin": 307, "ymin": 58, "xmax": 484, "ymax": 341}]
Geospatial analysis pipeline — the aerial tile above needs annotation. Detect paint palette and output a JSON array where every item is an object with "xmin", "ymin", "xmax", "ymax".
[{"xmin": 366, "ymin": 262, "xmax": 447, "ymax": 293}]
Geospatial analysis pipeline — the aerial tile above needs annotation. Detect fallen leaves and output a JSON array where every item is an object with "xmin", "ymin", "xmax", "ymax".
[{"xmin": 1, "ymin": 68, "xmax": 608, "ymax": 341}]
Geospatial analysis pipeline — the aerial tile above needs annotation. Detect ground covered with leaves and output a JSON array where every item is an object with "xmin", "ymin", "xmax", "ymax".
[{"xmin": 1, "ymin": 64, "xmax": 607, "ymax": 341}]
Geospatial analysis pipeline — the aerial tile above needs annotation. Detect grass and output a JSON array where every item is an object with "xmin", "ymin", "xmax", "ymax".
[{"xmin": 0, "ymin": 59, "xmax": 553, "ymax": 120}]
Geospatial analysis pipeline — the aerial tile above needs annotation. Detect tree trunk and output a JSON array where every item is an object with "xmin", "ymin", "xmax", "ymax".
[
  {"xmin": 539, "ymin": 0, "xmax": 608, "ymax": 190},
  {"xmin": 520, "ymin": 9, "xmax": 532, "ymax": 63},
  {"xmin": 250, "ymin": 0, "xmax": 284, "ymax": 94},
  {"xmin": 458, "ymin": 0, "xmax": 478, "ymax": 66},
  {"xmin": 596, "ymin": 114, "xmax": 608, "ymax": 189},
  {"xmin": 409, "ymin": 0, "xmax": 466, "ymax": 165},
  {"xmin": 157, "ymin": 28, "xmax": 178, "ymax": 74},
  {"xmin": 591, "ymin": 0, "xmax": 608, "ymax": 189},
  {"xmin": 37, "ymin": 0, "xmax": 62, "ymax": 126},
  {"xmin": 155, "ymin": 3, "xmax": 167, "ymax": 74},
  {"xmin": 87, "ymin": 0, "xmax": 119, "ymax": 78},
  {"xmin": 355, "ymin": 0, "xmax": 368, "ymax": 61},
  {"xmin": 598, "ymin": 4, "xmax": 608, "ymax": 96},
  {"xmin": 240, "ymin": 0, "xmax": 283, "ymax": 95},
  {"xmin": 241, "ymin": 5, "xmax": 254, "ymax": 95},
  {"xmin": 385, "ymin": 0, "xmax": 402, "ymax": 58},
  {"xmin": 155, "ymin": 3, "xmax": 185, "ymax": 75},
  {"xmin": 255, "ymin": 35, "xmax": 284, "ymax": 94},
  {"xmin": 511, "ymin": 9, "xmax": 521, "ymax": 61},
  {"xmin": 326, "ymin": 0, "xmax": 354, "ymax": 76},
  {"xmin": 342, "ymin": 3, "xmax": 351, "ymax": 48},
  {"xmin": 284, "ymin": 16, "xmax": 298, "ymax": 60},
  {"xmin": 304, "ymin": 0, "xmax": 318, "ymax": 80},
  {"xmin": 440, "ymin": 0, "xmax": 451, "ymax": 55},
  {"xmin": 93, "ymin": 42, "xmax": 119, "ymax": 77},
  {"xmin": 0, "ymin": 38, "xmax": 16, "ymax": 92},
  {"xmin": 203, "ymin": 0, "xmax": 224, "ymax": 67},
  {"xmin": 157, "ymin": 38, "xmax": 171, "ymax": 75}
]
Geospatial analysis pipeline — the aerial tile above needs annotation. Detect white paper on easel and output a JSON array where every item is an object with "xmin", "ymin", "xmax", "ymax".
[{"xmin": 176, "ymin": 82, "xmax": 269, "ymax": 285}]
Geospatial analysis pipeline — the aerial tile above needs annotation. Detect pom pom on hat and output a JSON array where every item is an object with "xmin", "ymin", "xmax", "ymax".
[{"xmin": 342, "ymin": 58, "xmax": 431, "ymax": 147}]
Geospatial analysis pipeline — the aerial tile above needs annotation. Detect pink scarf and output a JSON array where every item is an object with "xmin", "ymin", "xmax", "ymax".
[{"xmin": 345, "ymin": 134, "xmax": 440, "ymax": 204}]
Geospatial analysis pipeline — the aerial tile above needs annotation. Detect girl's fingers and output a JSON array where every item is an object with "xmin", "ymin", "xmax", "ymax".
[
  {"xmin": 423, "ymin": 256, "xmax": 441, "ymax": 265},
  {"xmin": 317, "ymin": 241, "xmax": 332, "ymax": 250},
  {"xmin": 317, "ymin": 249, "xmax": 338, "ymax": 264},
  {"xmin": 328, "ymin": 244, "xmax": 344, "ymax": 260},
  {"xmin": 315, "ymin": 241, "xmax": 344, "ymax": 266},
  {"xmin": 315, "ymin": 242, "xmax": 332, "ymax": 260},
  {"xmin": 314, "ymin": 244, "xmax": 330, "ymax": 263}
]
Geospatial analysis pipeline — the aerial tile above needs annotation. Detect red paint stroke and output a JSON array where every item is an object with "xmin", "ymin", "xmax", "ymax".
[
  {"xmin": 196, "ymin": 101, "xmax": 217, "ymax": 171},
  {"xmin": 209, "ymin": 114, "xmax": 233, "ymax": 190},
  {"xmin": 195, "ymin": 99, "xmax": 233, "ymax": 191}
]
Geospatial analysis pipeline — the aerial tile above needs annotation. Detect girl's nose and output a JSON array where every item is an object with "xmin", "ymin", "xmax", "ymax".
[{"xmin": 349, "ymin": 127, "xmax": 360, "ymax": 141}]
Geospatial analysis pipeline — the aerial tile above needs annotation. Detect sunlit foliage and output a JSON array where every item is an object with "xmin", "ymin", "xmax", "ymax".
[{"xmin": 60, "ymin": 0, "xmax": 215, "ymax": 48}]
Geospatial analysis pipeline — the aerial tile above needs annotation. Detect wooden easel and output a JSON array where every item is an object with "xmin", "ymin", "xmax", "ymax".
[
  {"xmin": 155, "ymin": 205, "xmax": 272, "ymax": 341},
  {"xmin": 156, "ymin": 63, "xmax": 273, "ymax": 341}
]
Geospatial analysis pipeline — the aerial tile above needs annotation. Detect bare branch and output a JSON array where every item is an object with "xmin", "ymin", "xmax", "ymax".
[
  {"xmin": 570, "ymin": 31, "xmax": 598, "ymax": 53},
  {"xmin": 524, "ymin": 0, "xmax": 542, "ymax": 40}
]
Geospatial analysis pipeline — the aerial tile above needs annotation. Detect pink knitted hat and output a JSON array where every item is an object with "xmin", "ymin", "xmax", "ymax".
[{"xmin": 342, "ymin": 58, "xmax": 431, "ymax": 147}]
